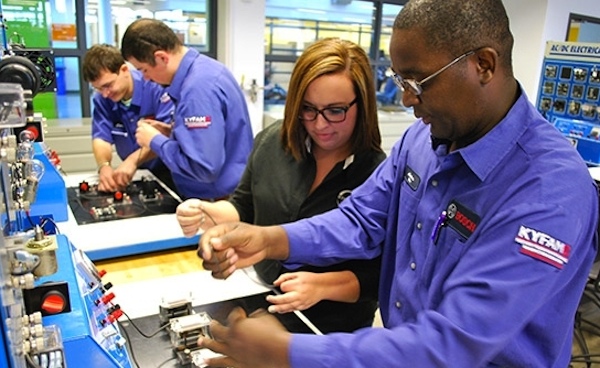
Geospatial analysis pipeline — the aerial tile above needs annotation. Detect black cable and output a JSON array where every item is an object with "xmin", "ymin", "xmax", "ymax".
[
  {"xmin": 120, "ymin": 309, "xmax": 170, "ymax": 338},
  {"xmin": 117, "ymin": 319, "xmax": 142, "ymax": 368}
]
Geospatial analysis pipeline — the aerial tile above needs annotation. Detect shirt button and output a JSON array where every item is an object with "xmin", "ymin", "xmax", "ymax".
[
  {"xmin": 395, "ymin": 301, "xmax": 402, "ymax": 309},
  {"xmin": 432, "ymin": 180, "xmax": 438, "ymax": 187},
  {"xmin": 410, "ymin": 262, "xmax": 416, "ymax": 270},
  {"xmin": 416, "ymin": 222, "xmax": 422, "ymax": 230}
]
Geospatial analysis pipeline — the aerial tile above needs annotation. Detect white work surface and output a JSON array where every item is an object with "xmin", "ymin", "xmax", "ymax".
[
  {"xmin": 57, "ymin": 170, "xmax": 198, "ymax": 260},
  {"xmin": 110, "ymin": 267, "xmax": 271, "ymax": 319},
  {"xmin": 589, "ymin": 166, "xmax": 600, "ymax": 182}
]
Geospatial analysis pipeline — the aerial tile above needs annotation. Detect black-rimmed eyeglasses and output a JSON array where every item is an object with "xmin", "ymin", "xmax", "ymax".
[
  {"xmin": 299, "ymin": 98, "xmax": 357, "ymax": 123},
  {"xmin": 390, "ymin": 50, "xmax": 475, "ymax": 96}
]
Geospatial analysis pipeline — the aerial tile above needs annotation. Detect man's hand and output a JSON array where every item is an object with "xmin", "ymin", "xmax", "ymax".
[
  {"xmin": 147, "ymin": 119, "xmax": 172, "ymax": 136},
  {"xmin": 98, "ymin": 165, "xmax": 119, "ymax": 192},
  {"xmin": 197, "ymin": 307, "xmax": 291, "ymax": 368},
  {"xmin": 112, "ymin": 161, "xmax": 137, "ymax": 189},
  {"xmin": 267, "ymin": 272, "xmax": 324, "ymax": 313},
  {"xmin": 176, "ymin": 199, "xmax": 205, "ymax": 237},
  {"xmin": 198, "ymin": 223, "xmax": 266, "ymax": 279},
  {"xmin": 198, "ymin": 223, "xmax": 289, "ymax": 279},
  {"xmin": 135, "ymin": 119, "xmax": 161, "ymax": 148}
]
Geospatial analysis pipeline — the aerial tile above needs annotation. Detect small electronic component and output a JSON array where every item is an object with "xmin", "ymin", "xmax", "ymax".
[
  {"xmin": 90, "ymin": 205, "xmax": 117, "ymax": 221},
  {"xmin": 159, "ymin": 296, "xmax": 193, "ymax": 326},
  {"xmin": 169, "ymin": 312, "xmax": 212, "ymax": 350}
]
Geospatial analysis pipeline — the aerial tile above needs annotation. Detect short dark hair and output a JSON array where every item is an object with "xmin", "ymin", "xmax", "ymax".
[
  {"xmin": 395, "ymin": 0, "xmax": 514, "ymax": 75},
  {"xmin": 281, "ymin": 37, "xmax": 383, "ymax": 160},
  {"xmin": 121, "ymin": 18, "xmax": 183, "ymax": 66},
  {"xmin": 82, "ymin": 44, "xmax": 125, "ymax": 82}
]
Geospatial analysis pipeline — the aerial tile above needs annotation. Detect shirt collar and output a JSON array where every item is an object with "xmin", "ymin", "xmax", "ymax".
[
  {"xmin": 166, "ymin": 48, "xmax": 199, "ymax": 103},
  {"xmin": 458, "ymin": 86, "xmax": 530, "ymax": 182},
  {"xmin": 304, "ymin": 136, "xmax": 355, "ymax": 170}
]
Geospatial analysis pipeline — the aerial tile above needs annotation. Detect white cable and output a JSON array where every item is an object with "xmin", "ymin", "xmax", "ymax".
[{"xmin": 242, "ymin": 267, "xmax": 323, "ymax": 335}]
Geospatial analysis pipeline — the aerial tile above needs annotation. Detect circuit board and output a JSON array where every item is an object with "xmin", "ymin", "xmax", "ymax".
[{"xmin": 67, "ymin": 176, "xmax": 180, "ymax": 225}]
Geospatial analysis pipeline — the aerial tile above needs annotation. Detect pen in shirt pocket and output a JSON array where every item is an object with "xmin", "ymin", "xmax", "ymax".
[{"xmin": 431, "ymin": 210, "xmax": 447, "ymax": 245}]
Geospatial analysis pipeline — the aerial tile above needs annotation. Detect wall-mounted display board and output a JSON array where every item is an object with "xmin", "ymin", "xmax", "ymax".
[{"xmin": 536, "ymin": 41, "xmax": 600, "ymax": 165}]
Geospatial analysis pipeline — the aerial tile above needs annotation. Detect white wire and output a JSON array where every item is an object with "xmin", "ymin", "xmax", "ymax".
[{"xmin": 241, "ymin": 267, "xmax": 323, "ymax": 335}]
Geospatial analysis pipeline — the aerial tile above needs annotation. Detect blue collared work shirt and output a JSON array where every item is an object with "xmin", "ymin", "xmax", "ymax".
[
  {"xmin": 150, "ymin": 48, "xmax": 253, "ymax": 199},
  {"xmin": 92, "ymin": 69, "xmax": 174, "ymax": 171},
  {"xmin": 283, "ymin": 89, "xmax": 598, "ymax": 367}
]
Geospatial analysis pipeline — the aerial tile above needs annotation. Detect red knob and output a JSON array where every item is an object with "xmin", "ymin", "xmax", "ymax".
[
  {"xmin": 79, "ymin": 181, "xmax": 89, "ymax": 192},
  {"xmin": 41, "ymin": 292, "xmax": 66, "ymax": 314},
  {"xmin": 26, "ymin": 126, "xmax": 39, "ymax": 140}
]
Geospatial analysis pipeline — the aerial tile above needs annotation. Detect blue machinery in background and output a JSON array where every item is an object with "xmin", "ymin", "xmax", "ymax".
[{"xmin": 536, "ymin": 41, "xmax": 600, "ymax": 165}]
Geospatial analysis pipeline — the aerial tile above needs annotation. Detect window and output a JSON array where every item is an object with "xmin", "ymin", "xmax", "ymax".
[
  {"xmin": 567, "ymin": 13, "xmax": 600, "ymax": 43},
  {"xmin": 0, "ymin": 0, "xmax": 216, "ymax": 119},
  {"xmin": 264, "ymin": 0, "xmax": 406, "ymax": 110}
]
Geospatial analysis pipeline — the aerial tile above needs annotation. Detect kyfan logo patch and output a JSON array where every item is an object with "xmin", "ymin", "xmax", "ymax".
[
  {"xmin": 184, "ymin": 116, "xmax": 212, "ymax": 129},
  {"xmin": 515, "ymin": 225, "xmax": 570, "ymax": 269},
  {"xmin": 160, "ymin": 93, "xmax": 171, "ymax": 103}
]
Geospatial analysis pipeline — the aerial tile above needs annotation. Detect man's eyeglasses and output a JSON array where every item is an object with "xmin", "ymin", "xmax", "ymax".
[
  {"xmin": 390, "ymin": 50, "xmax": 475, "ymax": 96},
  {"xmin": 92, "ymin": 72, "xmax": 120, "ymax": 92},
  {"xmin": 299, "ymin": 98, "xmax": 357, "ymax": 123}
]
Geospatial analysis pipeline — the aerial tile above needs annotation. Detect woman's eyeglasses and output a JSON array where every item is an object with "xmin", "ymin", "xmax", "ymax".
[{"xmin": 299, "ymin": 98, "xmax": 357, "ymax": 123}]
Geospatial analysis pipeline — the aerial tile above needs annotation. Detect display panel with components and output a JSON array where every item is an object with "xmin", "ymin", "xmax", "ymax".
[
  {"xmin": 536, "ymin": 41, "xmax": 600, "ymax": 165},
  {"xmin": 67, "ymin": 177, "xmax": 180, "ymax": 225}
]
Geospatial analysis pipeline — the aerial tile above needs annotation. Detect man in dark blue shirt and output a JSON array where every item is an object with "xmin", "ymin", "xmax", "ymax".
[
  {"xmin": 83, "ymin": 44, "xmax": 175, "ymax": 192},
  {"xmin": 121, "ymin": 19, "xmax": 253, "ymax": 200}
]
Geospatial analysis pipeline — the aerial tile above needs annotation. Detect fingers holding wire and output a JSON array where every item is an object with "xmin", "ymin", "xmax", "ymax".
[
  {"xmin": 202, "ymin": 240, "xmax": 238, "ymax": 279},
  {"xmin": 176, "ymin": 199, "xmax": 208, "ymax": 237}
]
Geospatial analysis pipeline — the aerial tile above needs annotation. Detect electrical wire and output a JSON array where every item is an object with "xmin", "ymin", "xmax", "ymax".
[
  {"xmin": 116, "ymin": 319, "xmax": 141, "ymax": 368},
  {"xmin": 120, "ymin": 309, "xmax": 170, "ymax": 338},
  {"xmin": 40, "ymin": 217, "xmax": 60, "ymax": 234},
  {"xmin": 241, "ymin": 267, "xmax": 323, "ymax": 336},
  {"xmin": 201, "ymin": 206, "xmax": 323, "ymax": 335}
]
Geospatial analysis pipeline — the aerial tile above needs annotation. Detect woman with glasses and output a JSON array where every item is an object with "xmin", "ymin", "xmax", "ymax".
[{"xmin": 176, "ymin": 37, "xmax": 385, "ymax": 333}]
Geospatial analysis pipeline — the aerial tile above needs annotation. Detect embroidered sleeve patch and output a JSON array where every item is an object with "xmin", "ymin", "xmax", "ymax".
[
  {"xmin": 515, "ymin": 225, "xmax": 571, "ymax": 269},
  {"xmin": 184, "ymin": 116, "xmax": 212, "ymax": 129}
]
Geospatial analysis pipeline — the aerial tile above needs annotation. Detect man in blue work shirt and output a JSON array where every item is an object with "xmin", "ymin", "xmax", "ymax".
[
  {"xmin": 120, "ymin": 19, "xmax": 253, "ymax": 200},
  {"xmin": 83, "ymin": 44, "xmax": 175, "ymax": 192},
  {"xmin": 194, "ymin": 0, "xmax": 599, "ymax": 367}
]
